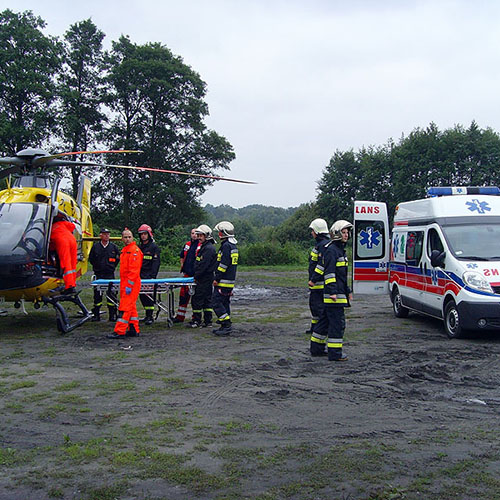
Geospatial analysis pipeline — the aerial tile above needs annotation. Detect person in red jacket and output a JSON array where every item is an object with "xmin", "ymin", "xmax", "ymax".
[
  {"xmin": 107, "ymin": 229, "xmax": 143, "ymax": 339},
  {"xmin": 49, "ymin": 216, "xmax": 78, "ymax": 294}
]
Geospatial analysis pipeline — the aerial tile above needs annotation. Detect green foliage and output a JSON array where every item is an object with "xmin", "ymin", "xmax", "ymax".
[
  {"xmin": 204, "ymin": 204, "xmax": 298, "ymax": 228},
  {"xmin": 58, "ymin": 18, "xmax": 108, "ymax": 198},
  {"xmin": 154, "ymin": 224, "xmax": 196, "ymax": 266},
  {"xmin": 316, "ymin": 121, "xmax": 500, "ymax": 221},
  {"xmin": 93, "ymin": 36, "xmax": 235, "ymax": 229},
  {"xmin": 239, "ymin": 241, "xmax": 307, "ymax": 266},
  {"xmin": 271, "ymin": 202, "xmax": 323, "ymax": 245},
  {"xmin": 0, "ymin": 10, "xmax": 235, "ymax": 230},
  {"xmin": 0, "ymin": 9, "xmax": 61, "ymax": 153}
]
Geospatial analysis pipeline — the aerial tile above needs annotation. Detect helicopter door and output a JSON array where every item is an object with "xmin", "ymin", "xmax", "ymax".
[
  {"xmin": 353, "ymin": 201, "xmax": 390, "ymax": 294},
  {"xmin": 76, "ymin": 175, "xmax": 91, "ymax": 210},
  {"xmin": 44, "ymin": 178, "xmax": 61, "ymax": 261}
]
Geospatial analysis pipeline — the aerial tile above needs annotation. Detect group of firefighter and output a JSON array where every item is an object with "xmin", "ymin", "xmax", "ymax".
[
  {"xmin": 87, "ymin": 222, "xmax": 238, "ymax": 339},
  {"xmin": 307, "ymin": 218, "xmax": 353, "ymax": 362},
  {"xmin": 49, "ymin": 210, "xmax": 353, "ymax": 359}
]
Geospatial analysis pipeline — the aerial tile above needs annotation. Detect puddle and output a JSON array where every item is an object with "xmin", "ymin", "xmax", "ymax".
[{"xmin": 232, "ymin": 285, "xmax": 281, "ymax": 301}]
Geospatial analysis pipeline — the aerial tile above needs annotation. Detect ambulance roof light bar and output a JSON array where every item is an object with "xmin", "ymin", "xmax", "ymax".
[{"xmin": 427, "ymin": 186, "xmax": 500, "ymax": 197}]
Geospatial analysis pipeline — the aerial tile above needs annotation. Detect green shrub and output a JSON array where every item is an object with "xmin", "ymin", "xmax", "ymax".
[{"xmin": 239, "ymin": 241, "xmax": 308, "ymax": 266}]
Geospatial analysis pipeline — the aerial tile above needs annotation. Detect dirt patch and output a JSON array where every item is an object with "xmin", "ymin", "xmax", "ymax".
[{"xmin": 0, "ymin": 270, "xmax": 499, "ymax": 499}]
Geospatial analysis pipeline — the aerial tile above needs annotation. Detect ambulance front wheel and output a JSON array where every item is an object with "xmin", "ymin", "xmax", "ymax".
[
  {"xmin": 392, "ymin": 287, "xmax": 409, "ymax": 318},
  {"xmin": 444, "ymin": 301, "xmax": 464, "ymax": 339}
]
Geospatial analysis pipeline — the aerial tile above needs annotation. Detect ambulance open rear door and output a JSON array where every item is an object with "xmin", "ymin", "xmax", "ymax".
[{"xmin": 353, "ymin": 201, "xmax": 389, "ymax": 294}]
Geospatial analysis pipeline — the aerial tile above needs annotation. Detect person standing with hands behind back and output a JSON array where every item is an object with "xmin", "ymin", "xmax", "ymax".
[
  {"xmin": 107, "ymin": 229, "xmax": 143, "ymax": 339},
  {"xmin": 89, "ymin": 228, "xmax": 120, "ymax": 322},
  {"xmin": 138, "ymin": 224, "xmax": 161, "ymax": 325}
]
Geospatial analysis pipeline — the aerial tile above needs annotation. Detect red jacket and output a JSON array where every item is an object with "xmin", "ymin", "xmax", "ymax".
[{"xmin": 120, "ymin": 241, "xmax": 143, "ymax": 293}]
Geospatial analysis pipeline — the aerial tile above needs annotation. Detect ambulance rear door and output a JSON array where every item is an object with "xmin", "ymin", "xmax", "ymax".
[{"xmin": 353, "ymin": 201, "xmax": 390, "ymax": 294}]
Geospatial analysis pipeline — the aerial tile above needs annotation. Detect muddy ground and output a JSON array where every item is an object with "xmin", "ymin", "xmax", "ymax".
[{"xmin": 0, "ymin": 269, "xmax": 499, "ymax": 500}]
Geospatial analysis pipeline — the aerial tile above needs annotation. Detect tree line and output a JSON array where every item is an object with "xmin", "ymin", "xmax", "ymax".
[
  {"xmin": 315, "ymin": 121, "xmax": 500, "ymax": 223},
  {"xmin": 0, "ymin": 9, "xmax": 234, "ymax": 230}
]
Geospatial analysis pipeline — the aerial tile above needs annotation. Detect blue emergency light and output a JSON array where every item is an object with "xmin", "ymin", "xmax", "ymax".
[{"xmin": 427, "ymin": 186, "xmax": 500, "ymax": 197}]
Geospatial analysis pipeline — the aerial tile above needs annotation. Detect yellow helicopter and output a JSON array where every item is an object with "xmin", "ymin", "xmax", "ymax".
[{"xmin": 0, "ymin": 147, "xmax": 253, "ymax": 333}]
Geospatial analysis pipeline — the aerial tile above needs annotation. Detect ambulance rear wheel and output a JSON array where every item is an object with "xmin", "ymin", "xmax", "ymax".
[
  {"xmin": 392, "ymin": 287, "xmax": 409, "ymax": 318},
  {"xmin": 444, "ymin": 301, "xmax": 464, "ymax": 339}
]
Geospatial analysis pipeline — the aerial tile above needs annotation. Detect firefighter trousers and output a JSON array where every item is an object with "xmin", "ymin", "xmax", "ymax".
[
  {"xmin": 212, "ymin": 286, "xmax": 232, "ymax": 324},
  {"xmin": 310, "ymin": 307, "xmax": 346, "ymax": 358},
  {"xmin": 308, "ymin": 289, "xmax": 324, "ymax": 331},
  {"xmin": 176, "ymin": 274, "xmax": 193, "ymax": 320},
  {"xmin": 191, "ymin": 279, "xmax": 213, "ymax": 323}
]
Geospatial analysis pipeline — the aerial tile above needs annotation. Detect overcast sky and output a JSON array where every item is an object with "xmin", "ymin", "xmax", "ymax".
[{"xmin": 5, "ymin": 0, "xmax": 500, "ymax": 208}]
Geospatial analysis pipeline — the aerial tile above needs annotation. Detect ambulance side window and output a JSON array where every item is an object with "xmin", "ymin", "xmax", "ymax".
[
  {"xmin": 427, "ymin": 228, "xmax": 444, "ymax": 255},
  {"xmin": 406, "ymin": 231, "xmax": 424, "ymax": 266}
]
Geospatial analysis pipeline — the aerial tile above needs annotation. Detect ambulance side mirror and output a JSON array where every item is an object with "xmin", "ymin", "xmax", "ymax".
[{"xmin": 430, "ymin": 250, "xmax": 445, "ymax": 268}]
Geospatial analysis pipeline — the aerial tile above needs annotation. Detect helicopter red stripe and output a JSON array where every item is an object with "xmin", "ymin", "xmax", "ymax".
[{"xmin": 104, "ymin": 164, "xmax": 257, "ymax": 184}]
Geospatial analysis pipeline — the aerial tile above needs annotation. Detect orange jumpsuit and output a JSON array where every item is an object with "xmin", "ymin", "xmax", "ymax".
[
  {"xmin": 49, "ymin": 220, "xmax": 77, "ymax": 290},
  {"xmin": 114, "ymin": 241, "xmax": 143, "ymax": 336}
]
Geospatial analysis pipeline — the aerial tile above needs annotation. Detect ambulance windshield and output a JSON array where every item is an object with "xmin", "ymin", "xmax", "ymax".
[{"xmin": 443, "ymin": 223, "xmax": 500, "ymax": 261}]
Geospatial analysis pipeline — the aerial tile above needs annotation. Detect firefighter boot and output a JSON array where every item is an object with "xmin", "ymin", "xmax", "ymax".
[
  {"xmin": 310, "ymin": 340, "xmax": 327, "ymax": 357},
  {"xmin": 328, "ymin": 347, "xmax": 348, "ymax": 362},
  {"xmin": 91, "ymin": 307, "xmax": 101, "ymax": 322},
  {"xmin": 108, "ymin": 307, "xmax": 117, "ymax": 322},
  {"xmin": 213, "ymin": 321, "xmax": 232, "ymax": 336},
  {"xmin": 144, "ymin": 309, "xmax": 154, "ymax": 326},
  {"xmin": 202, "ymin": 311, "xmax": 213, "ymax": 328}
]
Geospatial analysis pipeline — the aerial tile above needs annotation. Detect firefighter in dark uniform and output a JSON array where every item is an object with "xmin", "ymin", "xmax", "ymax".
[
  {"xmin": 89, "ymin": 228, "xmax": 120, "ymax": 321},
  {"xmin": 306, "ymin": 218, "xmax": 330, "ymax": 335},
  {"xmin": 189, "ymin": 224, "xmax": 217, "ymax": 328},
  {"xmin": 173, "ymin": 228, "xmax": 200, "ymax": 323},
  {"xmin": 310, "ymin": 220, "xmax": 353, "ymax": 361},
  {"xmin": 212, "ymin": 221, "xmax": 238, "ymax": 336},
  {"xmin": 138, "ymin": 224, "xmax": 161, "ymax": 325}
]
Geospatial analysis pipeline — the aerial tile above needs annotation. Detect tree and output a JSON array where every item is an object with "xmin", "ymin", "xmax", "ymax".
[
  {"xmin": 96, "ymin": 37, "xmax": 235, "ymax": 229},
  {"xmin": 273, "ymin": 202, "xmax": 322, "ymax": 245},
  {"xmin": 58, "ymin": 19, "xmax": 107, "ymax": 197},
  {"xmin": 0, "ymin": 10, "xmax": 61, "ymax": 153},
  {"xmin": 316, "ymin": 122, "xmax": 500, "ymax": 221},
  {"xmin": 316, "ymin": 150, "xmax": 362, "ymax": 222}
]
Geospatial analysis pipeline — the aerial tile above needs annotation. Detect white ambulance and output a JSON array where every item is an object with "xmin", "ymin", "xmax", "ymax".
[{"xmin": 353, "ymin": 187, "xmax": 500, "ymax": 338}]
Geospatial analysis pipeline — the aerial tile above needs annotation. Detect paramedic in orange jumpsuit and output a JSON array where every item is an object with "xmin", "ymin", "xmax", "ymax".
[
  {"xmin": 107, "ymin": 229, "xmax": 143, "ymax": 339},
  {"xmin": 49, "ymin": 218, "xmax": 78, "ymax": 293}
]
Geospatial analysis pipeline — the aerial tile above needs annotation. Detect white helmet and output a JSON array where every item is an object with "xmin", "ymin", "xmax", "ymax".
[
  {"xmin": 330, "ymin": 220, "xmax": 353, "ymax": 240},
  {"xmin": 195, "ymin": 224, "xmax": 214, "ymax": 240},
  {"xmin": 214, "ymin": 221, "xmax": 237, "ymax": 244},
  {"xmin": 309, "ymin": 218, "xmax": 329, "ymax": 235}
]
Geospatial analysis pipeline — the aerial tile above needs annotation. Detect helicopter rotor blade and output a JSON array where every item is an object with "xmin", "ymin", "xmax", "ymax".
[
  {"xmin": 0, "ymin": 157, "xmax": 25, "ymax": 166},
  {"xmin": 34, "ymin": 150, "xmax": 142, "ymax": 166},
  {"xmin": 101, "ymin": 163, "xmax": 257, "ymax": 184},
  {"xmin": 0, "ymin": 164, "xmax": 22, "ymax": 180}
]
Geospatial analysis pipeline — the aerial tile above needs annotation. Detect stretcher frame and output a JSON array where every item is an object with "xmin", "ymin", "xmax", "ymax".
[{"xmin": 91, "ymin": 277, "xmax": 195, "ymax": 327}]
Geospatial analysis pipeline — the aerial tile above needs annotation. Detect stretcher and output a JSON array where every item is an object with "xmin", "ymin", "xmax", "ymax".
[{"xmin": 91, "ymin": 277, "xmax": 195, "ymax": 327}]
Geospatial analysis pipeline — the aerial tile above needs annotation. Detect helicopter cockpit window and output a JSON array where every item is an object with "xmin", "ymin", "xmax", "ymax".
[
  {"xmin": 14, "ymin": 176, "xmax": 51, "ymax": 189},
  {"xmin": 0, "ymin": 202, "xmax": 49, "ymax": 260}
]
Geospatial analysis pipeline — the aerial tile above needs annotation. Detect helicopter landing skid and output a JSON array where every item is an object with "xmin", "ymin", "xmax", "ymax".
[{"xmin": 42, "ymin": 292, "xmax": 92, "ymax": 334}]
